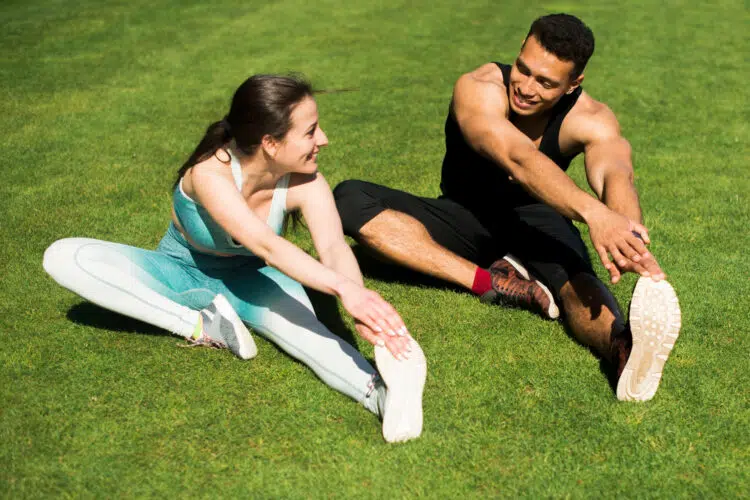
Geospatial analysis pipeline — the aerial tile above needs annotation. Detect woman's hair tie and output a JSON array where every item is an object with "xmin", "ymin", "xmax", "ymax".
[{"xmin": 220, "ymin": 117, "xmax": 233, "ymax": 136}]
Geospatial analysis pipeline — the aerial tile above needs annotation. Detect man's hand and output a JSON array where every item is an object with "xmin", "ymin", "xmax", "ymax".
[{"xmin": 586, "ymin": 205, "xmax": 665, "ymax": 284}]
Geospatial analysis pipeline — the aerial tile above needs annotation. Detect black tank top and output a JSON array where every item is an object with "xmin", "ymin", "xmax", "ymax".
[{"xmin": 440, "ymin": 62, "xmax": 582, "ymax": 211}]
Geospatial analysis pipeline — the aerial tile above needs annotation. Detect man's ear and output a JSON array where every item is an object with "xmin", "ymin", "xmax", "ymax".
[
  {"xmin": 261, "ymin": 134, "xmax": 279, "ymax": 159},
  {"xmin": 567, "ymin": 73, "xmax": 584, "ymax": 94}
]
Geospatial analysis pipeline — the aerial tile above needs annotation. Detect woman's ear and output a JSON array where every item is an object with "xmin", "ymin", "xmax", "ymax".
[{"xmin": 261, "ymin": 134, "xmax": 279, "ymax": 159}]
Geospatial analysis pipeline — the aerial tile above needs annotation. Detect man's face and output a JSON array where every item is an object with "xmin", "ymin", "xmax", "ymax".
[{"xmin": 508, "ymin": 35, "xmax": 582, "ymax": 116}]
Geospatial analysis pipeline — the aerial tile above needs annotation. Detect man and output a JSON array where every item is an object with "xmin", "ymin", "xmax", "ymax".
[{"xmin": 334, "ymin": 13, "xmax": 681, "ymax": 401}]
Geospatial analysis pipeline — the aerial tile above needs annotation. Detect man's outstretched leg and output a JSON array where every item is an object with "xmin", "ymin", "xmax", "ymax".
[
  {"xmin": 333, "ymin": 180, "xmax": 557, "ymax": 319},
  {"xmin": 508, "ymin": 203, "xmax": 681, "ymax": 400},
  {"xmin": 546, "ymin": 270, "xmax": 680, "ymax": 401}
]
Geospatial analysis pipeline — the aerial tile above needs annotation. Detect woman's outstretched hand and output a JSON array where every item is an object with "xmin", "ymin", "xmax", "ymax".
[
  {"xmin": 354, "ymin": 320, "xmax": 413, "ymax": 360},
  {"xmin": 337, "ymin": 280, "xmax": 413, "ymax": 359}
]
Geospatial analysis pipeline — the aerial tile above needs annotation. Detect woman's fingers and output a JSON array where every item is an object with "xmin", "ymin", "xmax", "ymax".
[
  {"xmin": 341, "ymin": 285, "xmax": 411, "ymax": 352},
  {"xmin": 355, "ymin": 322, "xmax": 412, "ymax": 360},
  {"xmin": 356, "ymin": 323, "xmax": 382, "ymax": 345},
  {"xmin": 365, "ymin": 291, "xmax": 408, "ymax": 337}
]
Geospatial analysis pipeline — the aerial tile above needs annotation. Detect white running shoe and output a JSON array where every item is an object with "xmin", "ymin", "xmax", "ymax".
[
  {"xmin": 188, "ymin": 294, "xmax": 257, "ymax": 360},
  {"xmin": 617, "ymin": 277, "xmax": 682, "ymax": 402},
  {"xmin": 375, "ymin": 338, "xmax": 427, "ymax": 443}
]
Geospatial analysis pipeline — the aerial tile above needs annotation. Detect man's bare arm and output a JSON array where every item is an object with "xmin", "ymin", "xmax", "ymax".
[
  {"xmin": 453, "ymin": 67, "xmax": 602, "ymax": 222},
  {"xmin": 582, "ymin": 106, "xmax": 642, "ymax": 222},
  {"xmin": 452, "ymin": 65, "xmax": 655, "ymax": 282},
  {"xmin": 582, "ymin": 107, "xmax": 665, "ymax": 281}
]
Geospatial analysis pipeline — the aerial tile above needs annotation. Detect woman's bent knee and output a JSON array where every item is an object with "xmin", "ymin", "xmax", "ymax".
[{"xmin": 43, "ymin": 238, "xmax": 91, "ymax": 279}]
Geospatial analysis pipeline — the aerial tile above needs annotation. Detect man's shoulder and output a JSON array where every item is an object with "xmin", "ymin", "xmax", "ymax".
[
  {"xmin": 452, "ymin": 63, "xmax": 509, "ymax": 118},
  {"xmin": 566, "ymin": 91, "xmax": 622, "ymax": 143},
  {"xmin": 458, "ymin": 62, "xmax": 505, "ymax": 87}
]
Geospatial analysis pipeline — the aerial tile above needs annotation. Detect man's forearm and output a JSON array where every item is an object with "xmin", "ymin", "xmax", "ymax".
[
  {"xmin": 510, "ymin": 145, "xmax": 607, "ymax": 224},
  {"xmin": 600, "ymin": 174, "xmax": 643, "ymax": 224}
]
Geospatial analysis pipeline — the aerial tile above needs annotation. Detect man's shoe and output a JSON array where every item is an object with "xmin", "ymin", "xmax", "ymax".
[
  {"xmin": 480, "ymin": 254, "xmax": 559, "ymax": 320},
  {"xmin": 616, "ymin": 277, "xmax": 681, "ymax": 402},
  {"xmin": 186, "ymin": 294, "xmax": 258, "ymax": 360}
]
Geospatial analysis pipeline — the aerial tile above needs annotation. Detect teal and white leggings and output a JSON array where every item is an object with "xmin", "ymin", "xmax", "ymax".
[{"xmin": 43, "ymin": 224, "xmax": 383, "ymax": 415}]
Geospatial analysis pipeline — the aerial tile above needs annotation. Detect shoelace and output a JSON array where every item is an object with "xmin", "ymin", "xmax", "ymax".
[{"xmin": 179, "ymin": 334, "xmax": 227, "ymax": 350}]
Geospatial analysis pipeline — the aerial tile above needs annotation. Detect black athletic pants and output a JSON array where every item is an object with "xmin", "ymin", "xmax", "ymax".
[{"xmin": 333, "ymin": 180, "xmax": 596, "ymax": 299}]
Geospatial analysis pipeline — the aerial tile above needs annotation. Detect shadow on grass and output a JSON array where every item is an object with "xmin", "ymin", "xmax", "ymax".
[
  {"xmin": 302, "ymin": 287, "xmax": 359, "ymax": 350},
  {"xmin": 62, "ymin": 245, "xmax": 463, "ymax": 368},
  {"xmin": 67, "ymin": 302, "xmax": 167, "ymax": 337},
  {"xmin": 555, "ymin": 314, "xmax": 619, "ymax": 396},
  {"xmin": 66, "ymin": 291, "xmax": 372, "ymax": 362}
]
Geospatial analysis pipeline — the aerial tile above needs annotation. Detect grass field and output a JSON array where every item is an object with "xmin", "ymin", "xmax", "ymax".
[{"xmin": 2, "ymin": 0, "xmax": 749, "ymax": 497}]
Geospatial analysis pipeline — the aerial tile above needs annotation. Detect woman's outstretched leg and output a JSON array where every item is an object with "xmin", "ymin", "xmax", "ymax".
[
  {"xmin": 42, "ymin": 237, "xmax": 256, "ymax": 359},
  {"xmin": 223, "ymin": 265, "xmax": 426, "ymax": 442}
]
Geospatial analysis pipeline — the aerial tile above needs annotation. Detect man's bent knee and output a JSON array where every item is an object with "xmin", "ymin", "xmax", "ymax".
[{"xmin": 333, "ymin": 180, "xmax": 386, "ymax": 237}]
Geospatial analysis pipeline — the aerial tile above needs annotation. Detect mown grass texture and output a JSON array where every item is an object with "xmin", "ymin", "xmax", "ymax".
[{"xmin": 1, "ymin": 0, "xmax": 748, "ymax": 497}]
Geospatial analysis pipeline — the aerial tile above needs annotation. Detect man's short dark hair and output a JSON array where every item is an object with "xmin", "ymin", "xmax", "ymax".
[{"xmin": 525, "ymin": 13, "xmax": 595, "ymax": 79}]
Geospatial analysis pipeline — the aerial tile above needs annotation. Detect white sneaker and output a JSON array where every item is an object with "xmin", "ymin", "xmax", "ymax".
[
  {"xmin": 375, "ymin": 338, "xmax": 427, "ymax": 443},
  {"xmin": 189, "ymin": 294, "xmax": 257, "ymax": 360},
  {"xmin": 617, "ymin": 277, "xmax": 682, "ymax": 402}
]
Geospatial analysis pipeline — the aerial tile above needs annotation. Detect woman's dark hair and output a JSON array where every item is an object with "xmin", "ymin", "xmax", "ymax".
[
  {"xmin": 525, "ymin": 13, "xmax": 595, "ymax": 79},
  {"xmin": 175, "ymin": 74, "xmax": 314, "ymax": 185}
]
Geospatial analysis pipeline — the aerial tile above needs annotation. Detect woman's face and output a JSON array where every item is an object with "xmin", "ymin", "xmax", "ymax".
[{"xmin": 272, "ymin": 96, "xmax": 328, "ymax": 174}]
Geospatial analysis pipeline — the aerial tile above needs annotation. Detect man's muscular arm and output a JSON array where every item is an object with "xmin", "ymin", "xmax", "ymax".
[
  {"xmin": 452, "ymin": 64, "xmax": 654, "ymax": 283},
  {"xmin": 581, "ymin": 107, "xmax": 665, "ymax": 282},
  {"xmin": 453, "ymin": 66, "xmax": 600, "ymax": 222}
]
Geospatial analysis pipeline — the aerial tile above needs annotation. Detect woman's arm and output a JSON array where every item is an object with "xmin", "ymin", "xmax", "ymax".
[
  {"xmin": 189, "ymin": 161, "xmax": 408, "ymax": 347},
  {"xmin": 289, "ymin": 172, "xmax": 363, "ymax": 283},
  {"xmin": 288, "ymin": 172, "xmax": 413, "ymax": 357}
]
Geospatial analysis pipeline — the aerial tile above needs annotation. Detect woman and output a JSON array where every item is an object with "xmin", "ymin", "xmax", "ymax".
[{"xmin": 43, "ymin": 74, "xmax": 427, "ymax": 443}]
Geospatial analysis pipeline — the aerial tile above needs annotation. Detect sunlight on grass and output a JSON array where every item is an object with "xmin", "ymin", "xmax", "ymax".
[{"xmin": 1, "ymin": 0, "xmax": 748, "ymax": 497}]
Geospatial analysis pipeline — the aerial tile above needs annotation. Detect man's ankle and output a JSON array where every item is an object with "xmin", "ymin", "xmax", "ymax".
[
  {"xmin": 610, "ymin": 327, "xmax": 633, "ymax": 377},
  {"xmin": 471, "ymin": 267, "xmax": 492, "ymax": 295}
]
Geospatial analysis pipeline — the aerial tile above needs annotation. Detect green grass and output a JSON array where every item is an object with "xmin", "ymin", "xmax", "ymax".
[{"xmin": 2, "ymin": 0, "xmax": 749, "ymax": 497}]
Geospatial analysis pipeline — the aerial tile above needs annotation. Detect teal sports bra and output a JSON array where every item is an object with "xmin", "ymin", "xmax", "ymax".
[{"xmin": 173, "ymin": 150, "xmax": 289, "ymax": 256}]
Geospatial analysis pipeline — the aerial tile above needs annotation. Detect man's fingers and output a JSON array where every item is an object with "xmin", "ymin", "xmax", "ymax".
[
  {"xmin": 623, "ymin": 232, "xmax": 649, "ymax": 257},
  {"xmin": 631, "ymin": 223, "xmax": 651, "ymax": 245},
  {"xmin": 617, "ymin": 259, "xmax": 649, "ymax": 278},
  {"xmin": 596, "ymin": 245, "xmax": 621, "ymax": 283},
  {"xmin": 608, "ymin": 245, "xmax": 631, "ymax": 272},
  {"xmin": 594, "ymin": 244, "xmax": 611, "ymax": 271},
  {"xmin": 608, "ymin": 263, "xmax": 621, "ymax": 284},
  {"xmin": 638, "ymin": 254, "xmax": 666, "ymax": 281}
]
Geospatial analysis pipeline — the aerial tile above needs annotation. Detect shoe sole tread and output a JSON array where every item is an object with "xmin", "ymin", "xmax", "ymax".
[{"xmin": 617, "ymin": 277, "xmax": 681, "ymax": 402}]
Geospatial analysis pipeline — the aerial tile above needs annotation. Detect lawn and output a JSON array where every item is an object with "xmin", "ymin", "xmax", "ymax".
[{"xmin": 1, "ymin": 0, "xmax": 748, "ymax": 497}]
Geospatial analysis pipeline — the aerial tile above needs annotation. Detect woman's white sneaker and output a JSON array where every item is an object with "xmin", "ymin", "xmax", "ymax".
[
  {"xmin": 375, "ymin": 338, "xmax": 427, "ymax": 443},
  {"xmin": 187, "ymin": 294, "xmax": 258, "ymax": 360}
]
